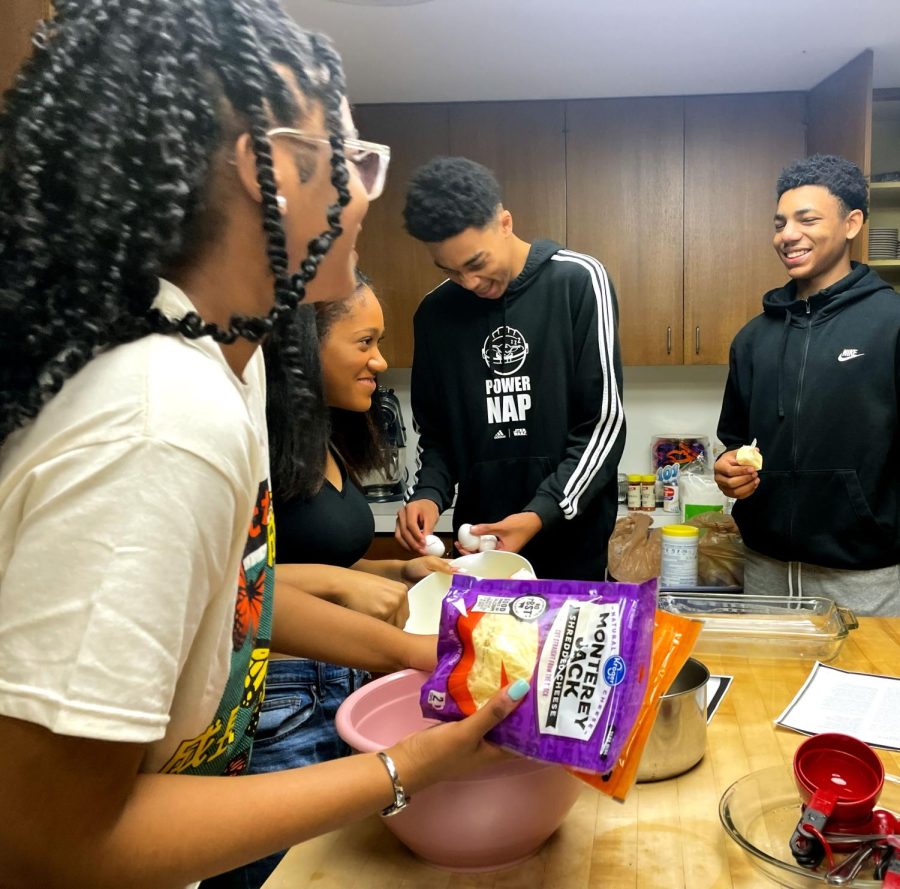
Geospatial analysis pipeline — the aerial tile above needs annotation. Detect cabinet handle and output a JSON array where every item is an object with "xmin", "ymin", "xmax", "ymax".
[
  {"xmin": 666, "ymin": 326, "xmax": 672, "ymax": 355},
  {"xmin": 695, "ymin": 325, "xmax": 701, "ymax": 355}
]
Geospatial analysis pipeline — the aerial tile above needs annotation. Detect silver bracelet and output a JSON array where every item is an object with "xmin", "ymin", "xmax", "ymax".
[{"xmin": 376, "ymin": 751, "xmax": 410, "ymax": 817}]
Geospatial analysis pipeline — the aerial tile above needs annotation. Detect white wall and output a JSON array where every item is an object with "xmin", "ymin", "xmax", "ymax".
[{"xmin": 379, "ymin": 364, "xmax": 729, "ymax": 486}]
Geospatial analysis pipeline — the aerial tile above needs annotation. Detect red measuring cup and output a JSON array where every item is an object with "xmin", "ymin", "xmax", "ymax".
[{"xmin": 789, "ymin": 732, "xmax": 885, "ymax": 868}]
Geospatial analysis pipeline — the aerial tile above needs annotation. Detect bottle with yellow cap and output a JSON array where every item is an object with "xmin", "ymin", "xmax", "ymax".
[
  {"xmin": 626, "ymin": 474, "xmax": 642, "ymax": 511},
  {"xmin": 660, "ymin": 524, "xmax": 700, "ymax": 586},
  {"xmin": 641, "ymin": 475, "xmax": 656, "ymax": 511}
]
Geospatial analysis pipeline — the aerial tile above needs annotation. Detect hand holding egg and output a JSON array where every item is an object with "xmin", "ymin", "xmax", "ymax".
[
  {"xmin": 457, "ymin": 523, "xmax": 498, "ymax": 553},
  {"xmin": 423, "ymin": 534, "xmax": 445, "ymax": 557},
  {"xmin": 735, "ymin": 438, "xmax": 763, "ymax": 471}
]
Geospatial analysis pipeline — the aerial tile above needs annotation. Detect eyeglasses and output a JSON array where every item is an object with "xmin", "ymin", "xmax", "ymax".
[{"xmin": 266, "ymin": 128, "xmax": 391, "ymax": 201}]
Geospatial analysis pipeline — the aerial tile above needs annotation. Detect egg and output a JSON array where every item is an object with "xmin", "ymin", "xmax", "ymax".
[
  {"xmin": 457, "ymin": 523, "xmax": 480, "ymax": 550},
  {"xmin": 735, "ymin": 444, "xmax": 763, "ymax": 471},
  {"xmin": 423, "ymin": 534, "xmax": 445, "ymax": 557},
  {"xmin": 478, "ymin": 535, "xmax": 498, "ymax": 552}
]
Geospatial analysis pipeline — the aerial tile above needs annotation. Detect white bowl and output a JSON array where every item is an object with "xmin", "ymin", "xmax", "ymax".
[{"xmin": 403, "ymin": 550, "xmax": 536, "ymax": 635}]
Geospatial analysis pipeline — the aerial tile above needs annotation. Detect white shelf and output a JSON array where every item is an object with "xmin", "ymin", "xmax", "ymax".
[{"xmin": 870, "ymin": 181, "xmax": 900, "ymax": 209}]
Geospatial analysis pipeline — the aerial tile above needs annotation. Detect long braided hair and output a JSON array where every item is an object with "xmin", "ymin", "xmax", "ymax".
[{"xmin": 0, "ymin": 0, "xmax": 348, "ymax": 466}]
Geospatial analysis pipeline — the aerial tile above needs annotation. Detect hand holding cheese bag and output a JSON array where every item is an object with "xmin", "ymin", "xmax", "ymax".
[{"xmin": 420, "ymin": 575, "xmax": 657, "ymax": 772}]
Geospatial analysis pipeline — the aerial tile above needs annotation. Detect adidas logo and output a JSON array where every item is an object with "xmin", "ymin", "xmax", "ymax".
[
  {"xmin": 837, "ymin": 348, "xmax": 864, "ymax": 363},
  {"xmin": 493, "ymin": 429, "xmax": 506, "ymax": 440}
]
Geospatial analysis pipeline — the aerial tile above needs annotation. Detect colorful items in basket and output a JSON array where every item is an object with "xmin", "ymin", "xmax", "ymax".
[
  {"xmin": 651, "ymin": 434, "xmax": 710, "ymax": 470},
  {"xmin": 788, "ymin": 732, "xmax": 900, "ymax": 882},
  {"xmin": 651, "ymin": 435, "xmax": 711, "ymax": 511}
]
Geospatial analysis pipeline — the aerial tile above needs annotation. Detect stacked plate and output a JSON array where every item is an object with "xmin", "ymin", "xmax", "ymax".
[{"xmin": 868, "ymin": 227, "xmax": 899, "ymax": 259}]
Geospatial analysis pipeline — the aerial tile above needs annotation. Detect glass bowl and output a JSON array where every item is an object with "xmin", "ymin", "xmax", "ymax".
[{"xmin": 719, "ymin": 764, "xmax": 900, "ymax": 887}]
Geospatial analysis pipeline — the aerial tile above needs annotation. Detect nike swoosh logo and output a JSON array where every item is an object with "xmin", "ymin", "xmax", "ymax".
[{"xmin": 837, "ymin": 354, "xmax": 864, "ymax": 362}]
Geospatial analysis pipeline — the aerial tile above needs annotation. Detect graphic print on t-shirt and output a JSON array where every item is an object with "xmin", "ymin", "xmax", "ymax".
[
  {"xmin": 482, "ymin": 325, "xmax": 532, "ymax": 437},
  {"xmin": 160, "ymin": 480, "xmax": 274, "ymax": 776}
]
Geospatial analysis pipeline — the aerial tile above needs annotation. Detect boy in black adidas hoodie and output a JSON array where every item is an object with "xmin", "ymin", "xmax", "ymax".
[
  {"xmin": 394, "ymin": 156, "xmax": 625, "ymax": 580},
  {"xmin": 715, "ymin": 155, "xmax": 900, "ymax": 614}
]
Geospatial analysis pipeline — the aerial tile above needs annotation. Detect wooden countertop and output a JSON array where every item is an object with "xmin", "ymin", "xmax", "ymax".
[{"xmin": 264, "ymin": 617, "xmax": 900, "ymax": 889}]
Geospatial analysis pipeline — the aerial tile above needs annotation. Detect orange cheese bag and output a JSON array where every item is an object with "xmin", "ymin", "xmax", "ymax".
[{"xmin": 568, "ymin": 609, "xmax": 702, "ymax": 802}]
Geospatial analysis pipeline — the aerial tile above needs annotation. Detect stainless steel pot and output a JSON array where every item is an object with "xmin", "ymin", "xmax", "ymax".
[{"xmin": 636, "ymin": 657, "xmax": 709, "ymax": 782}]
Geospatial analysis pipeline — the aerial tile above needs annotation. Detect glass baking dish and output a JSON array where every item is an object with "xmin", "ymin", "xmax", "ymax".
[{"xmin": 657, "ymin": 591, "xmax": 858, "ymax": 661}]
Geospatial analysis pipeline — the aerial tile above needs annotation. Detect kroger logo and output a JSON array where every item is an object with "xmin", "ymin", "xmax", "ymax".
[{"xmin": 603, "ymin": 655, "xmax": 627, "ymax": 687}]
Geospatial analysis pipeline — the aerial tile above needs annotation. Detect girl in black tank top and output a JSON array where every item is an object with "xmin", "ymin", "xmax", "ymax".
[{"xmin": 214, "ymin": 278, "xmax": 454, "ymax": 889}]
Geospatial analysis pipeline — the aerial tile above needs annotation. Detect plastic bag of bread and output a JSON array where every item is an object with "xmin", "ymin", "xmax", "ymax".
[
  {"xmin": 420, "ymin": 575, "xmax": 657, "ymax": 772},
  {"xmin": 685, "ymin": 512, "xmax": 745, "ymax": 587},
  {"xmin": 607, "ymin": 512, "xmax": 661, "ymax": 583}
]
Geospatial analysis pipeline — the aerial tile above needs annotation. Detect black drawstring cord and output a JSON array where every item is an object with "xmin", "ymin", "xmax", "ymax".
[{"xmin": 777, "ymin": 311, "xmax": 791, "ymax": 419}]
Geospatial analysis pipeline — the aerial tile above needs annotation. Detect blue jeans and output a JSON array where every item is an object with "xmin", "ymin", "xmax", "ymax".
[{"xmin": 199, "ymin": 658, "xmax": 369, "ymax": 889}]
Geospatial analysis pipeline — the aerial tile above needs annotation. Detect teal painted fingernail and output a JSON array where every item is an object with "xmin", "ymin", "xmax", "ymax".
[{"xmin": 508, "ymin": 679, "xmax": 530, "ymax": 701}]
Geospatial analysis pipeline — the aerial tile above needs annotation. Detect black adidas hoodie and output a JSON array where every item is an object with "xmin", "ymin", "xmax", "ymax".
[
  {"xmin": 407, "ymin": 240, "xmax": 626, "ymax": 580},
  {"xmin": 718, "ymin": 264, "xmax": 900, "ymax": 570}
]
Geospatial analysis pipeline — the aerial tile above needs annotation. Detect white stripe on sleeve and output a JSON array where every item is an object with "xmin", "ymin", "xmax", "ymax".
[{"xmin": 550, "ymin": 250, "xmax": 625, "ymax": 519}]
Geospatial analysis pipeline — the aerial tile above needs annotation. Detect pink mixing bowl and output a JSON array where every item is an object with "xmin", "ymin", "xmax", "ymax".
[{"xmin": 335, "ymin": 669, "xmax": 582, "ymax": 871}]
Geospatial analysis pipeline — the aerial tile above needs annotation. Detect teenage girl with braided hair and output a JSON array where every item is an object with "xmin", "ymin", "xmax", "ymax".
[{"xmin": 0, "ymin": 4, "xmax": 527, "ymax": 889}]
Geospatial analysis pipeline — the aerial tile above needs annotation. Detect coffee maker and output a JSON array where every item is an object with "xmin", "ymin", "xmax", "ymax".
[{"xmin": 361, "ymin": 386, "xmax": 409, "ymax": 502}]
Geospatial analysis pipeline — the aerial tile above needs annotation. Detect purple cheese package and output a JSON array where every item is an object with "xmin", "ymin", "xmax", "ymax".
[{"xmin": 420, "ymin": 575, "xmax": 657, "ymax": 772}]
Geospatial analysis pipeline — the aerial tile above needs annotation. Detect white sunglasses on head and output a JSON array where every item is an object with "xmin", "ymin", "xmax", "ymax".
[{"xmin": 267, "ymin": 127, "xmax": 390, "ymax": 200}]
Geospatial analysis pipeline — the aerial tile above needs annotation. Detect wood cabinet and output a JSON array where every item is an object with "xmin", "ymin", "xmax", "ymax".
[
  {"xmin": 354, "ymin": 101, "xmax": 567, "ymax": 368},
  {"xmin": 566, "ymin": 93, "xmax": 805, "ymax": 366},
  {"xmin": 1, "ymin": 0, "xmax": 51, "ymax": 97},
  {"xmin": 806, "ymin": 50, "xmax": 874, "ymax": 265},
  {"xmin": 566, "ymin": 97, "xmax": 685, "ymax": 365},
  {"xmin": 355, "ymin": 55, "xmax": 875, "ymax": 368},
  {"xmin": 353, "ymin": 104, "xmax": 451, "ymax": 369},
  {"xmin": 683, "ymin": 92, "xmax": 807, "ymax": 365},
  {"xmin": 805, "ymin": 51, "xmax": 900, "ymax": 288},
  {"xmin": 448, "ymin": 101, "xmax": 566, "ymax": 245}
]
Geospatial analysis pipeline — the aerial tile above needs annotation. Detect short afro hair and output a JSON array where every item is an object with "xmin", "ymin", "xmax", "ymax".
[
  {"xmin": 776, "ymin": 154, "xmax": 869, "ymax": 220},
  {"xmin": 403, "ymin": 156, "xmax": 503, "ymax": 243}
]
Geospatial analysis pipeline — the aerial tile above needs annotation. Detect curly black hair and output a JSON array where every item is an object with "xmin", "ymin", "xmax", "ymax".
[
  {"xmin": 403, "ymin": 155, "xmax": 502, "ymax": 243},
  {"xmin": 0, "ymin": 0, "xmax": 351, "ymax": 456},
  {"xmin": 266, "ymin": 270, "xmax": 388, "ymax": 500},
  {"xmin": 776, "ymin": 154, "xmax": 869, "ymax": 220}
]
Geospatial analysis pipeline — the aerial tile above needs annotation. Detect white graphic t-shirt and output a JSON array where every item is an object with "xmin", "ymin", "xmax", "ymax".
[{"xmin": 0, "ymin": 281, "xmax": 274, "ymax": 876}]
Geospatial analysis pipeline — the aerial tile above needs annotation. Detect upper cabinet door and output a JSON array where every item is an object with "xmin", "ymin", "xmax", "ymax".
[
  {"xmin": 807, "ymin": 50, "xmax": 874, "ymax": 264},
  {"xmin": 684, "ymin": 93, "xmax": 807, "ymax": 365},
  {"xmin": 566, "ymin": 97, "xmax": 685, "ymax": 365},
  {"xmin": 353, "ymin": 104, "xmax": 451, "ymax": 368},
  {"xmin": 448, "ymin": 101, "xmax": 566, "ymax": 245},
  {"xmin": 807, "ymin": 50, "xmax": 873, "ymax": 173}
]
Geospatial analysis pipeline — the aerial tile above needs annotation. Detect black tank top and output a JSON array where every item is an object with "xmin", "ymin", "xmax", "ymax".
[{"xmin": 275, "ymin": 455, "xmax": 375, "ymax": 567}]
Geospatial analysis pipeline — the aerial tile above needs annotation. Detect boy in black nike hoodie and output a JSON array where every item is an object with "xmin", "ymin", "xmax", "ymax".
[
  {"xmin": 394, "ymin": 156, "xmax": 625, "ymax": 580},
  {"xmin": 716, "ymin": 155, "xmax": 900, "ymax": 614}
]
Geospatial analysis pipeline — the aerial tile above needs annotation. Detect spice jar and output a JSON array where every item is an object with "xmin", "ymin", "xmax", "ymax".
[
  {"xmin": 626, "ymin": 474, "xmax": 642, "ymax": 511},
  {"xmin": 641, "ymin": 475, "xmax": 656, "ymax": 511}
]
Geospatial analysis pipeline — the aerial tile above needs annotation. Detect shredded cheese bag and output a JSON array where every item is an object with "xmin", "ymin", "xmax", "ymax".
[{"xmin": 421, "ymin": 576, "xmax": 657, "ymax": 772}]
